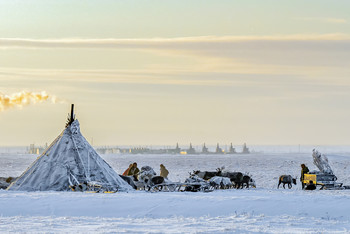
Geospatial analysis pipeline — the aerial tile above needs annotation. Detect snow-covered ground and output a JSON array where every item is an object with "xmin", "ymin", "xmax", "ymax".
[{"xmin": 1, "ymin": 152, "xmax": 350, "ymax": 233}]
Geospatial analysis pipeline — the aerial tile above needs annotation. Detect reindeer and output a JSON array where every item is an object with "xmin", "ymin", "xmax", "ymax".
[
  {"xmin": 209, "ymin": 176, "xmax": 233, "ymax": 189},
  {"xmin": 222, "ymin": 172, "xmax": 244, "ymax": 189},
  {"xmin": 241, "ymin": 175, "xmax": 256, "ymax": 188},
  {"xmin": 192, "ymin": 168, "xmax": 222, "ymax": 180},
  {"xmin": 278, "ymin": 175, "xmax": 297, "ymax": 189}
]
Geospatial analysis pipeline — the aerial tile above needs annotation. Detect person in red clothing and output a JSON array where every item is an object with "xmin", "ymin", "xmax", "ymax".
[{"xmin": 122, "ymin": 164, "xmax": 133, "ymax": 176}]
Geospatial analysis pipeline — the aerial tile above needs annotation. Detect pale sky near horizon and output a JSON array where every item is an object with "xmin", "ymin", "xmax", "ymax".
[{"xmin": 1, "ymin": 0, "xmax": 350, "ymax": 146}]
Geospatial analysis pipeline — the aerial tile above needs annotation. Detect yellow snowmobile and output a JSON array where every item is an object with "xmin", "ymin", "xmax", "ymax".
[
  {"xmin": 302, "ymin": 150, "xmax": 344, "ymax": 190},
  {"xmin": 302, "ymin": 174, "xmax": 325, "ymax": 190}
]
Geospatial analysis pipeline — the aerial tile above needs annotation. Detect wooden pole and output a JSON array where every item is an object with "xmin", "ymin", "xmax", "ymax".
[{"xmin": 70, "ymin": 104, "xmax": 74, "ymax": 123}]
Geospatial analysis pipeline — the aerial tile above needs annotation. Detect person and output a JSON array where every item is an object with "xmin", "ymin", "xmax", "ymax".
[
  {"xmin": 122, "ymin": 164, "xmax": 133, "ymax": 176},
  {"xmin": 304, "ymin": 183, "xmax": 316, "ymax": 190},
  {"xmin": 160, "ymin": 164, "xmax": 169, "ymax": 179},
  {"xmin": 128, "ymin": 162, "xmax": 140, "ymax": 180},
  {"xmin": 300, "ymin": 164, "xmax": 309, "ymax": 189}
]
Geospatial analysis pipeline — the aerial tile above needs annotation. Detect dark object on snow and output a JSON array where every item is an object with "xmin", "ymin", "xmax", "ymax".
[
  {"xmin": 278, "ymin": 175, "xmax": 297, "ymax": 189},
  {"xmin": 192, "ymin": 168, "xmax": 222, "ymax": 180},
  {"xmin": 0, "ymin": 177, "xmax": 17, "ymax": 190},
  {"xmin": 151, "ymin": 176, "xmax": 164, "ymax": 185},
  {"xmin": 242, "ymin": 175, "xmax": 256, "ymax": 188},
  {"xmin": 70, "ymin": 182, "xmax": 88, "ymax": 192},
  {"xmin": 300, "ymin": 164, "xmax": 309, "ymax": 189},
  {"xmin": 184, "ymin": 184, "xmax": 202, "ymax": 192},
  {"xmin": 146, "ymin": 176, "xmax": 165, "ymax": 191},
  {"xmin": 222, "ymin": 172, "xmax": 244, "ymax": 189},
  {"xmin": 119, "ymin": 175, "xmax": 137, "ymax": 189},
  {"xmin": 305, "ymin": 183, "xmax": 317, "ymax": 190},
  {"xmin": 69, "ymin": 181, "xmax": 118, "ymax": 193},
  {"xmin": 6, "ymin": 177, "xmax": 14, "ymax": 183}
]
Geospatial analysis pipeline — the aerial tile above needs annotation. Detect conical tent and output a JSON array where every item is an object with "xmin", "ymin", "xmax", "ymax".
[{"xmin": 8, "ymin": 119, "xmax": 132, "ymax": 191}]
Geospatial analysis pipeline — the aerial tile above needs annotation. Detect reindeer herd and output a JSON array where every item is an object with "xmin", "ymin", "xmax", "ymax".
[
  {"xmin": 190, "ymin": 168, "xmax": 256, "ymax": 190},
  {"xmin": 192, "ymin": 170, "xmax": 299, "ymax": 190}
]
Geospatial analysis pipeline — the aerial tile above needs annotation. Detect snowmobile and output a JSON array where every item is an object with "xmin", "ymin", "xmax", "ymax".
[{"xmin": 302, "ymin": 150, "xmax": 346, "ymax": 190}]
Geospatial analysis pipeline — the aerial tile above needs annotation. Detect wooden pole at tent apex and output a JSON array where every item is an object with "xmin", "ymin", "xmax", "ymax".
[
  {"xmin": 66, "ymin": 104, "xmax": 75, "ymax": 127},
  {"xmin": 70, "ymin": 104, "xmax": 75, "ymax": 123}
]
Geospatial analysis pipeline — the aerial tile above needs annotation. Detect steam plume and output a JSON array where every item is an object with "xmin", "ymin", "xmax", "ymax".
[{"xmin": 0, "ymin": 91, "xmax": 57, "ymax": 112}]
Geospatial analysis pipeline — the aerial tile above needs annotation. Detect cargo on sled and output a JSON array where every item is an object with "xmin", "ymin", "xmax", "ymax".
[
  {"xmin": 69, "ymin": 181, "xmax": 118, "ymax": 193},
  {"xmin": 303, "ymin": 149, "xmax": 350, "ymax": 190}
]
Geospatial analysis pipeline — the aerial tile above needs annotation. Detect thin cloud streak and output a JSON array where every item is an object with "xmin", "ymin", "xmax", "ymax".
[
  {"xmin": 1, "ymin": 35, "xmax": 349, "ymax": 70},
  {"xmin": 294, "ymin": 17, "xmax": 347, "ymax": 24},
  {"xmin": 1, "ymin": 67, "xmax": 349, "ymax": 89},
  {"xmin": 0, "ymin": 34, "xmax": 350, "ymax": 49}
]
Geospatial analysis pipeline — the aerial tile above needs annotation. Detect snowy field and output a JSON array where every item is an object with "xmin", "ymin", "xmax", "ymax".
[{"xmin": 1, "ymin": 152, "xmax": 350, "ymax": 233}]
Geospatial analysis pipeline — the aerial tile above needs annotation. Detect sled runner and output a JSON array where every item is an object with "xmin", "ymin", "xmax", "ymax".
[
  {"xmin": 69, "ymin": 181, "xmax": 119, "ymax": 193},
  {"xmin": 147, "ymin": 182, "xmax": 215, "ymax": 193}
]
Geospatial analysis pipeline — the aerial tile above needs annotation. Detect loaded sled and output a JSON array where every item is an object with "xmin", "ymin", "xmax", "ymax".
[
  {"xmin": 135, "ymin": 166, "xmax": 215, "ymax": 193},
  {"xmin": 69, "ymin": 181, "xmax": 118, "ymax": 193},
  {"xmin": 303, "ymin": 150, "xmax": 349, "ymax": 190},
  {"xmin": 147, "ymin": 181, "xmax": 214, "ymax": 193}
]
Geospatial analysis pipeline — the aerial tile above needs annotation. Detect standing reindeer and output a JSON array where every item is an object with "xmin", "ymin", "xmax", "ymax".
[{"xmin": 278, "ymin": 175, "xmax": 297, "ymax": 189}]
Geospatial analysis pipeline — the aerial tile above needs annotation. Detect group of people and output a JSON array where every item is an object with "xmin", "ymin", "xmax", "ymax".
[
  {"xmin": 122, "ymin": 162, "xmax": 140, "ymax": 180},
  {"xmin": 122, "ymin": 162, "xmax": 169, "ymax": 180}
]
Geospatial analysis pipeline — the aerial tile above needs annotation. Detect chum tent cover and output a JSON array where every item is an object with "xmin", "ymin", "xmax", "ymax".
[{"xmin": 8, "ymin": 105, "xmax": 132, "ymax": 192}]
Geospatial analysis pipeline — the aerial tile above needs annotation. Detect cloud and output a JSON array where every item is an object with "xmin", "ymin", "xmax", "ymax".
[
  {"xmin": 294, "ymin": 17, "xmax": 347, "ymax": 24},
  {"xmin": 0, "ymin": 34, "xmax": 349, "ymax": 50},
  {"xmin": 1, "ymin": 35, "xmax": 349, "ymax": 100},
  {"xmin": 1, "ymin": 35, "xmax": 349, "ymax": 69},
  {"xmin": 0, "ymin": 91, "xmax": 61, "ymax": 112},
  {"xmin": 0, "ymin": 66, "xmax": 348, "ymax": 93}
]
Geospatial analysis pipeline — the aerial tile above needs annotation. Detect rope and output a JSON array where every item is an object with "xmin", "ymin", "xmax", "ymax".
[{"xmin": 71, "ymin": 131, "xmax": 90, "ymax": 182}]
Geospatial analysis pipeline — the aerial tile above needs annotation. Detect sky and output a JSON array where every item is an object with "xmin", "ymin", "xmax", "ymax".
[{"xmin": 1, "ymin": 0, "xmax": 350, "ymax": 146}]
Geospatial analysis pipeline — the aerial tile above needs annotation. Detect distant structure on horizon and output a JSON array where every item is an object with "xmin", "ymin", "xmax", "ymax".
[
  {"xmin": 242, "ymin": 143, "xmax": 250, "ymax": 154},
  {"xmin": 187, "ymin": 143, "xmax": 196, "ymax": 154},
  {"xmin": 215, "ymin": 143, "xmax": 224, "ymax": 154},
  {"xmin": 28, "ymin": 143, "xmax": 48, "ymax": 155},
  {"xmin": 202, "ymin": 143, "xmax": 209, "ymax": 154},
  {"xmin": 95, "ymin": 143, "xmax": 250, "ymax": 155},
  {"xmin": 28, "ymin": 142, "xmax": 249, "ymax": 155},
  {"xmin": 228, "ymin": 143, "xmax": 236, "ymax": 154}
]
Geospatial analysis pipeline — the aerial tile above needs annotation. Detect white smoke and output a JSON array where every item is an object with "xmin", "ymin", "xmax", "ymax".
[{"xmin": 0, "ymin": 91, "xmax": 58, "ymax": 112}]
